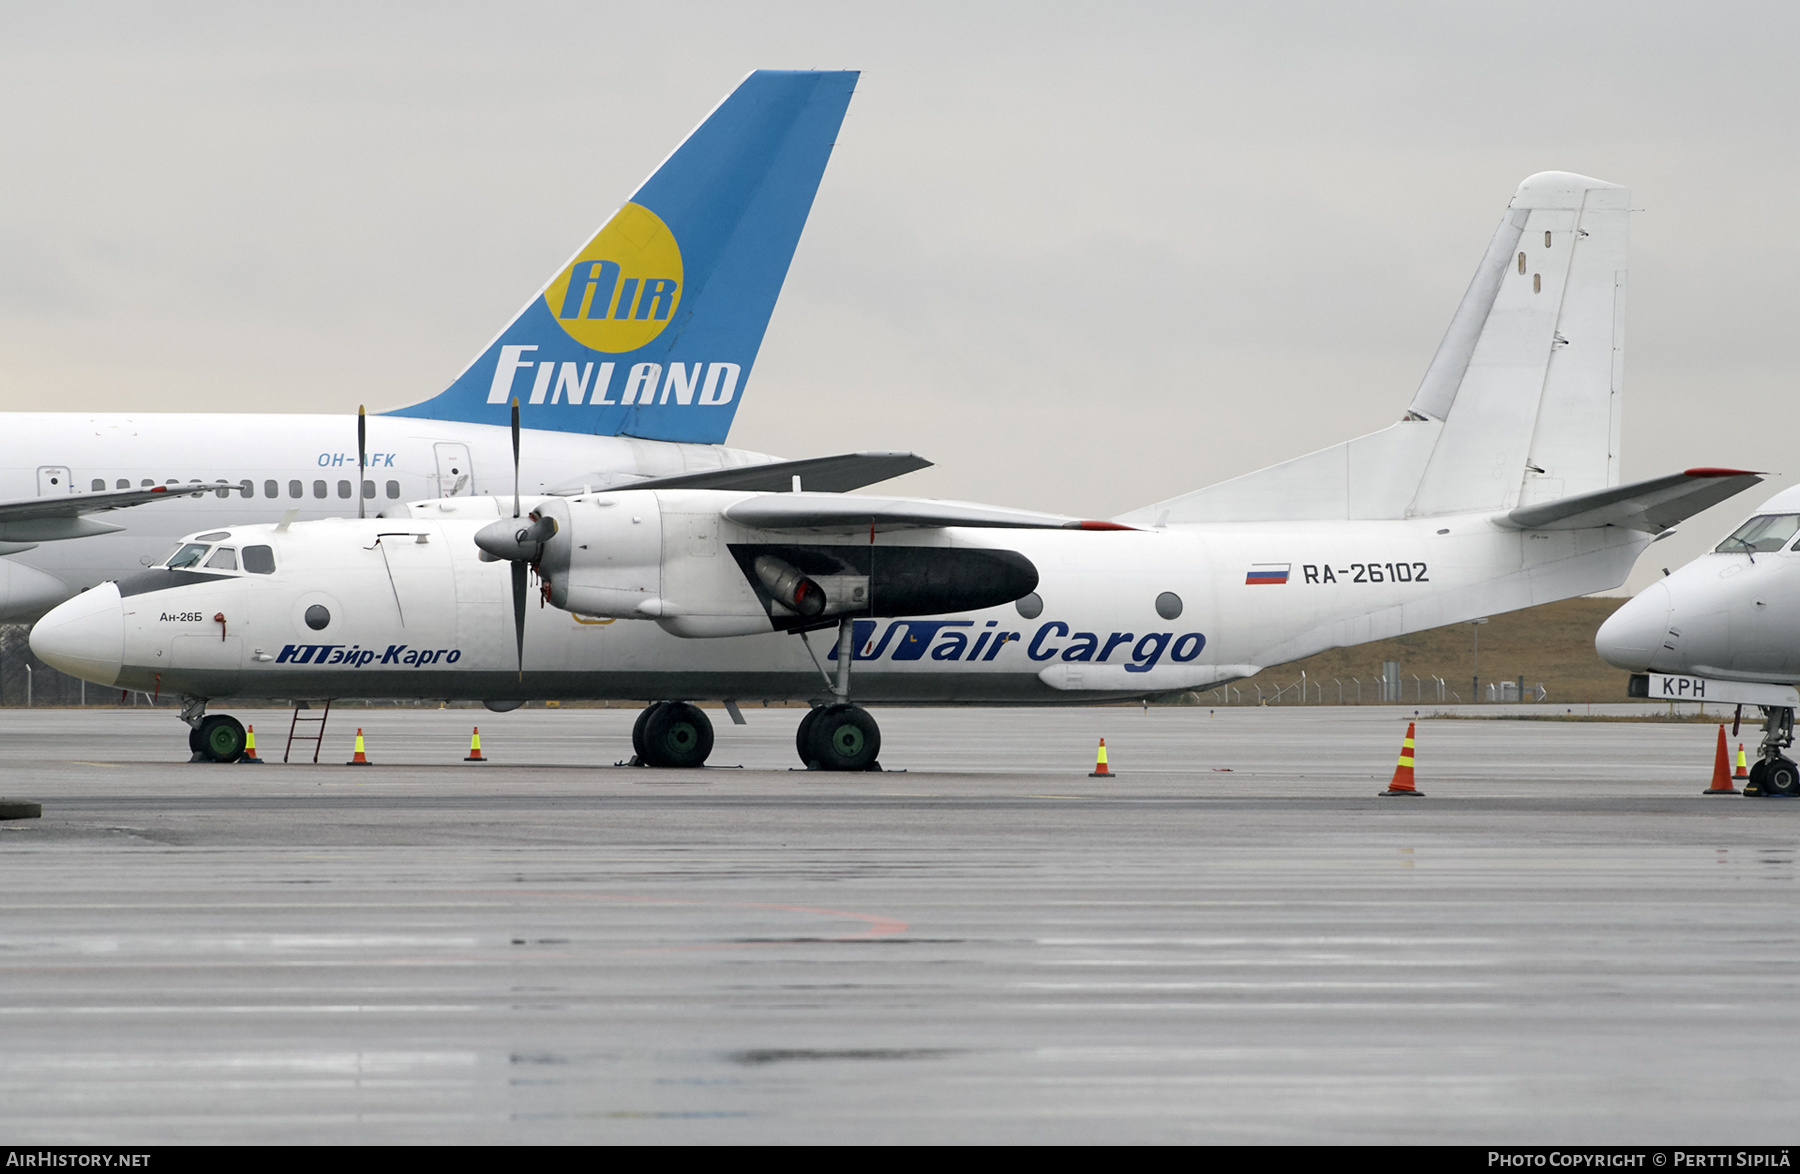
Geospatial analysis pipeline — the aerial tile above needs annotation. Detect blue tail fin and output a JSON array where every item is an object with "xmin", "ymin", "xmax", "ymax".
[{"xmin": 383, "ymin": 69, "xmax": 857, "ymax": 443}]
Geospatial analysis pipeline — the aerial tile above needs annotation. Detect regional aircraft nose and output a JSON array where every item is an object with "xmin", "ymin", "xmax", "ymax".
[
  {"xmin": 30, "ymin": 581, "xmax": 125, "ymax": 686},
  {"xmin": 1595, "ymin": 580, "xmax": 1673, "ymax": 671}
]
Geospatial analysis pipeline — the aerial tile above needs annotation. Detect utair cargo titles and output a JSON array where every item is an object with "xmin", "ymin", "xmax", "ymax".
[{"xmin": 265, "ymin": 621, "xmax": 1207, "ymax": 673}]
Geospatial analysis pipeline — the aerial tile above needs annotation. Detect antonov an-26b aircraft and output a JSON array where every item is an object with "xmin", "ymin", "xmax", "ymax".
[
  {"xmin": 0, "ymin": 71, "xmax": 910, "ymax": 622},
  {"xmin": 31, "ymin": 172, "xmax": 1764, "ymax": 770}
]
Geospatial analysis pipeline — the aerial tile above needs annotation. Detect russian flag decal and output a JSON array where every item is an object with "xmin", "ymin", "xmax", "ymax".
[{"xmin": 1245, "ymin": 563, "xmax": 1290, "ymax": 585}]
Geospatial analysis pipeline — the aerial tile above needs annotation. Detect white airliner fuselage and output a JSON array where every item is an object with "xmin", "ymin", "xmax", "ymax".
[{"xmin": 0, "ymin": 413, "xmax": 771, "ymax": 620}]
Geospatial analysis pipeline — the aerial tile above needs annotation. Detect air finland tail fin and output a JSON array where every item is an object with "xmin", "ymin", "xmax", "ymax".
[
  {"xmin": 1118, "ymin": 172, "xmax": 1630, "ymax": 525},
  {"xmin": 383, "ymin": 69, "xmax": 858, "ymax": 443}
]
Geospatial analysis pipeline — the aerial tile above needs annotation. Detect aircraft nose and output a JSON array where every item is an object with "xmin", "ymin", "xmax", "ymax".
[
  {"xmin": 1596, "ymin": 581, "xmax": 1672, "ymax": 671},
  {"xmin": 30, "ymin": 581, "xmax": 125, "ymax": 686}
]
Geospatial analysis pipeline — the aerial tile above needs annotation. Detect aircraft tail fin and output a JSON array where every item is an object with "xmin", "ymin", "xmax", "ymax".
[
  {"xmin": 383, "ymin": 69, "xmax": 858, "ymax": 443},
  {"xmin": 1117, "ymin": 172, "xmax": 1630, "ymax": 526}
]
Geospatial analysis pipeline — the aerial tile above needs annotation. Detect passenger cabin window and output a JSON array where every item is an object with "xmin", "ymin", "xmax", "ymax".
[
  {"xmin": 1717, "ymin": 514, "xmax": 1800, "ymax": 554},
  {"xmin": 313, "ymin": 480, "xmax": 327, "ymax": 499},
  {"xmin": 362, "ymin": 480, "xmax": 375, "ymax": 499},
  {"xmin": 337, "ymin": 480, "xmax": 352, "ymax": 499},
  {"xmin": 242, "ymin": 545, "xmax": 276, "ymax": 574},
  {"xmin": 386, "ymin": 481, "xmax": 400, "ymax": 499},
  {"xmin": 289, "ymin": 480, "xmax": 302, "ymax": 498},
  {"xmin": 165, "ymin": 543, "xmax": 210, "ymax": 570},
  {"xmin": 264, "ymin": 480, "xmax": 278, "ymax": 498},
  {"xmin": 116, "ymin": 479, "xmax": 129, "ymax": 490},
  {"xmin": 90, "ymin": 479, "xmax": 104, "ymax": 492},
  {"xmin": 204, "ymin": 547, "xmax": 238, "ymax": 571}
]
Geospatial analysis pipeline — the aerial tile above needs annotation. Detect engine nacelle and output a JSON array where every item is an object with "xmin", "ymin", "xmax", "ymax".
[{"xmin": 531, "ymin": 489, "xmax": 1039, "ymax": 638}]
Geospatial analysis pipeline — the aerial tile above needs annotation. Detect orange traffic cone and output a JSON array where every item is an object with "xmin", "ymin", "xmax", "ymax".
[
  {"xmin": 1704, "ymin": 725, "xmax": 1737, "ymax": 795},
  {"xmin": 1734, "ymin": 743, "xmax": 1750, "ymax": 784},
  {"xmin": 346, "ymin": 728, "xmax": 371, "ymax": 766},
  {"xmin": 240, "ymin": 723, "xmax": 263, "ymax": 764},
  {"xmin": 1089, "ymin": 738, "xmax": 1113, "ymax": 777},
  {"xmin": 1382, "ymin": 722, "xmax": 1422, "ymax": 796},
  {"xmin": 464, "ymin": 727, "xmax": 486, "ymax": 762}
]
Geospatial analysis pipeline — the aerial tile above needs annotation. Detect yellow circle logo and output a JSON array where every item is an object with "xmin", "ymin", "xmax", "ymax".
[{"xmin": 542, "ymin": 203, "xmax": 683, "ymax": 353}]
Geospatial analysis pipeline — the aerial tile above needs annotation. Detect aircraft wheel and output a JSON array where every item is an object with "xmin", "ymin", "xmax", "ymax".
[
  {"xmin": 805, "ymin": 704, "xmax": 881, "ymax": 772},
  {"xmin": 631, "ymin": 702, "xmax": 665, "ymax": 763},
  {"xmin": 1767, "ymin": 758, "xmax": 1800, "ymax": 797},
  {"xmin": 196, "ymin": 714, "xmax": 246, "ymax": 763},
  {"xmin": 188, "ymin": 725, "xmax": 206, "ymax": 754},
  {"xmin": 641, "ymin": 702, "xmax": 713, "ymax": 769},
  {"xmin": 795, "ymin": 706, "xmax": 825, "ymax": 766}
]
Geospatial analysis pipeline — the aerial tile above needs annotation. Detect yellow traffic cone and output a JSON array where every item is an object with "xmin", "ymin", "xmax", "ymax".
[
  {"xmin": 464, "ymin": 727, "xmax": 486, "ymax": 762},
  {"xmin": 1089, "ymin": 738, "xmax": 1113, "ymax": 777},
  {"xmin": 346, "ymin": 728, "xmax": 371, "ymax": 766},
  {"xmin": 240, "ymin": 723, "xmax": 264, "ymax": 764}
]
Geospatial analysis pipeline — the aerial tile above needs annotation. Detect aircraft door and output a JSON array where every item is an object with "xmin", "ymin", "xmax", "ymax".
[
  {"xmin": 36, "ymin": 466, "xmax": 71, "ymax": 495},
  {"xmin": 434, "ymin": 444, "xmax": 473, "ymax": 498},
  {"xmin": 374, "ymin": 532, "xmax": 457, "ymax": 646}
]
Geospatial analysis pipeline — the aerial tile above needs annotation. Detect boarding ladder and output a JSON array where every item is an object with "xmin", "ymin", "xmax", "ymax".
[{"xmin": 284, "ymin": 699, "xmax": 333, "ymax": 764}]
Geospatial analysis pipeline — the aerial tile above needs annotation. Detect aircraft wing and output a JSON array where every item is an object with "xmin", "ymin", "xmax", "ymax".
[
  {"xmin": 0, "ymin": 484, "xmax": 209, "ymax": 543},
  {"xmin": 568, "ymin": 451, "xmax": 934, "ymax": 496},
  {"xmin": 722, "ymin": 493, "xmax": 1135, "ymax": 532},
  {"xmin": 1500, "ymin": 468, "xmax": 1764, "ymax": 533}
]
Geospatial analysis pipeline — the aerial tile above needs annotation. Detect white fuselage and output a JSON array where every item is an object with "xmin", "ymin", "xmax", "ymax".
[
  {"xmin": 0, "ymin": 414, "xmax": 771, "ymax": 620},
  {"xmin": 34, "ymin": 505, "xmax": 1654, "ymax": 705},
  {"xmin": 1597, "ymin": 486, "xmax": 1800, "ymax": 684}
]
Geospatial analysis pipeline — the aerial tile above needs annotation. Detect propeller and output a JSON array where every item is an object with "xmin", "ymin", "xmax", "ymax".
[{"xmin": 473, "ymin": 398, "xmax": 557, "ymax": 676}]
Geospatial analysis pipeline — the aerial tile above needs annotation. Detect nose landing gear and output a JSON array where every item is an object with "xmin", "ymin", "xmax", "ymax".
[
  {"xmin": 180, "ymin": 697, "xmax": 247, "ymax": 763},
  {"xmin": 1746, "ymin": 706, "xmax": 1799, "ymax": 797}
]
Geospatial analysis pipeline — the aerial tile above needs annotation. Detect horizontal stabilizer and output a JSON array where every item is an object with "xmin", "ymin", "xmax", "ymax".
[
  {"xmin": 571, "ymin": 451, "xmax": 932, "ymax": 495},
  {"xmin": 0, "ymin": 484, "xmax": 208, "ymax": 544},
  {"xmin": 1500, "ymin": 468, "xmax": 1763, "ymax": 533},
  {"xmin": 723, "ymin": 494, "xmax": 1134, "ymax": 532}
]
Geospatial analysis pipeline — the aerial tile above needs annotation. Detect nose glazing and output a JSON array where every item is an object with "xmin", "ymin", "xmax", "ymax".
[{"xmin": 29, "ymin": 582, "xmax": 125, "ymax": 686}]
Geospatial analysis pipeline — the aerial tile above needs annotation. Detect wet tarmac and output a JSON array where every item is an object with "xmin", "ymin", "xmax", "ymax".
[{"xmin": 0, "ymin": 704, "xmax": 1794, "ymax": 1143}]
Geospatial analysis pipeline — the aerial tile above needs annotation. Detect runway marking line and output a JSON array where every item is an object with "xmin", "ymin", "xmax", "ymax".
[{"xmin": 458, "ymin": 889, "xmax": 907, "ymax": 952}]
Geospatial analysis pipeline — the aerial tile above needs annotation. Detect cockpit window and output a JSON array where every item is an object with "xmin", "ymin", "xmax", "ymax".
[
  {"xmin": 1717, "ymin": 514, "xmax": 1800, "ymax": 554},
  {"xmin": 165, "ymin": 543, "xmax": 210, "ymax": 570},
  {"xmin": 242, "ymin": 545, "xmax": 276, "ymax": 574},
  {"xmin": 204, "ymin": 547, "xmax": 237, "ymax": 571}
]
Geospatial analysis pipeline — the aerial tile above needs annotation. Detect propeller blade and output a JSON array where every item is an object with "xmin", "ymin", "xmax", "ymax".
[
  {"xmin": 511, "ymin": 558, "xmax": 527, "ymax": 676},
  {"xmin": 357, "ymin": 405, "xmax": 367, "ymax": 520},
  {"xmin": 511, "ymin": 397, "xmax": 521, "ymax": 520}
]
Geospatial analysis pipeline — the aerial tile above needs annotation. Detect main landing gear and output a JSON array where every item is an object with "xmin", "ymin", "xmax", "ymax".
[
  {"xmin": 1746, "ymin": 706, "xmax": 1800, "ymax": 798},
  {"xmin": 795, "ymin": 615, "xmax": 883, "ymax": 772},
  {"xmin": 630, "ymin": 701, "xmax": 715, "ymax": 769},
  {"xmin": 627, "ymin": 617, "xmax": 885, "ymax": 772},
  {"xmin": 181, "ymin": 697, "xmax": 247, "ymax": 763}
]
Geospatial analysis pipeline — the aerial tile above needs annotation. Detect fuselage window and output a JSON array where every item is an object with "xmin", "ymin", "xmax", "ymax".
[
  {"xmin": 238, "ymin": 480, "xmax": 253, "ymax": 498},
  {"xmin": 386, "ymin": 481, "xmax": 400, "ymax": 499},
  {"xmin": 90, "ymin": 479, "xmax": 104, "ymax": 492},
  {"xmin": 204, "ymin": 547, "xmax": 238, "ymax": 571},
  {"xmin": 362, "ymin": 480, "xmax": 375, "ymax": 500},
  {"xmin": 241, "ymin": 545, "xmax": 276, "ymax": 574},
  {"xmin": 165, "ymin": 543, "xmax": 210, "ymax": 570},
  {"xmin": 337, "ymin": 480, "xmax": 352, "ymax": 499},
  {"xmin": 214, "ymin": 481, "xmax": 231, "ymax": 499},
  {"xmin": 142, "ymin": 479, "xmax": 155, "ymax": 488},
  {"xmin": 289, "ymin": 480, "xmax": 303, "ymax": 499},
  {"xmin": 1718, "ymin": 514, "xmax": 1800, "ymax": 554},
  {"xmin": 313, "ymin": 480, "xmax": 327, "ymax": 499},
  {"xmin": 264, "ymin": 480, "xmax": 279, "ymax": 498},
  {"xmin": 116, "ymin": 479, "xmax": 130, "ymax": 490}
]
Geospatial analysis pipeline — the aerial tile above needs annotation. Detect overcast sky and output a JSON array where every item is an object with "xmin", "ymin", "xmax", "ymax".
[{"xmin": 2, "ymin": 2, "xmax": 1795, "ymax": 593}]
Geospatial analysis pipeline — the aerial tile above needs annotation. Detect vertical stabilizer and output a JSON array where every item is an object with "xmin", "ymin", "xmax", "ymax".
[
  {"xmin": 1408, "ymin": 172, "xmax": 1628, "ymax": 514},
  {"xmin": 384, "ymin": 69, "xmax": 858, "ymax": 444},
  {"xmin": 1115, "ymin": 172, "xmax": 1627, "ymax": 526}
]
